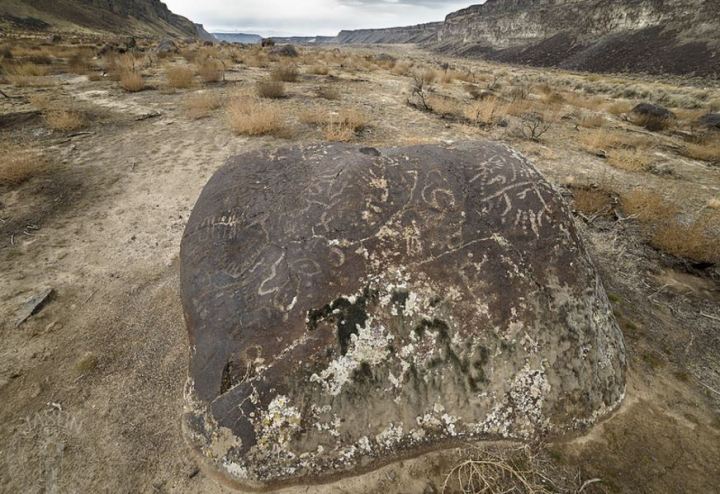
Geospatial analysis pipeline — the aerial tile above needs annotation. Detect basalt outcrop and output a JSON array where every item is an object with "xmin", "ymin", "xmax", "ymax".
[
  {"xmin": 0, "ymin": 0, "xmax": 215, "ymax": 39},
  {"xmin": 180, "ymin": 142, "xmax": 626, "ymax": 489},
  {"xmin": 434, "ymin": 0, "xmax": 720, "ymax": 77}
]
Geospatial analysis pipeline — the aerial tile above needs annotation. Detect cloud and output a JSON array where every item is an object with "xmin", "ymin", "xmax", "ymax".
[{"xmin": 163, "ymin": 0, "xmax": 471, "ymax": 36}]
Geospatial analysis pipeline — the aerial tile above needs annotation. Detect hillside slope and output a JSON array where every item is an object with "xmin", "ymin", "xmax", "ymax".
[
  {"xmin": 0, "ymin": 0, "xmax": 213, "ymax": 39},
  {"xmin": 337, "ymin": 22, "xmax": 442, "ymax": 44},
  {"xmin": 433, "ymin": 0, "xmax": 720, "ymax": 77}
]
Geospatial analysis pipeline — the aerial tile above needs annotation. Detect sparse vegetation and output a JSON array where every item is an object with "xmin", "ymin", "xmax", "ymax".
[
  {"xmin": 226, "ymin": 97, "xmax": 288, "ymax": 136},
  {"xmin": 680, "ymin": 139, "xmax": 720, "ymax": 162},
  {"xmin": 44, "ymin": 109, "xmax": 86, "ymax": 131},
  {"xmin": 315, "ymin": 85, "xmax": 340, "ymax": 100},
  {"xmin": 271, "ymin": 63, "xmax": 299, "ymax": 82},
  {"xmin": 0, "ymin": 141, "xmax": 47, "ymax": 185},
  {"xmin": 197, "ymin": 59, "xmax": 224, "ymax": 83},
  {"xmin": 184, "ymin": 92, "xmax": 223, "ymax": 119},
  {"xmin": 256, "ymin": 79, "xmax": 286, "ymax": 99},
  {"xmin": 165, "ymin": 65, "xmax": 194, "ymax": 88},
  {"xmin": 119, "ymin": 71, "xmax": 145, "ymax": 92}
]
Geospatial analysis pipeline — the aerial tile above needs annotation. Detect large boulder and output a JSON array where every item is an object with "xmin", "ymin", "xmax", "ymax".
[
  {"xmin": 630, "ymin": 103, "xmax": 675, "ymax": 131},
  {"xmin": 180, "ymin": 142, "xmax": 626, "ymax": 489}
]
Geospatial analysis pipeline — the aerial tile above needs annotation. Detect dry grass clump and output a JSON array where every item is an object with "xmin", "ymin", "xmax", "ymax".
[
  {"xmin": 298, "ymin": 106, "xmax": 329, "ymax": 126},
  {"xmin": 308, "ymin": 64, "xmax": 329, "ymax": 75},
  {"xmin": 44, "ymin": 110, "xmax": 86, "ymax": 131},
  {"xmin": 606, "ymin": 100, "xmax": 634, "ymax": 115},
  {"xmin": 119, "ymin": 71, "xmax": 145, "ymax": 92},
  {"xmin": 621, "ymin": 190, "xmax": 719, "ymax": 263},
  {"xmin": 270, "ymin": 63, "xmax": 299, "ymax": 82},
  {"xmin": 620, "ymin": 190, "xmax": 678, "ymax": 222},
  {"xmin": 67, "ymin": 52, "xmax": 92, "ymax": 74},
  {"xmin": 323, "ymin": 123, "xmax": 355, "ymax": 142},
  {"xmin": 564, "ymin": 92, "xmax": 605, "ymax": 111},
  {"xmin": 184, "ymin": 92, "xmax": 223, "ymax": 119},
  {"xmin": 606, "ymin": 148, "xmax": 653, "ymax": 172},
  {"xmin": 578, "ymin": 113, "xmax": 605, "ymax": 128},
  {"xmin": 651, "ymin": 210, "xmax": 720, "ymax": 264},
  {"xmin": 680, "ymin": 139, "xmax": 720, "ymax": 162},
  {"xmin": 0, "ymin": 142, "xmax": 47, "ymax": 185},
  {"xmin": 540, "ymin": 91, "xmax": 564, "ymax": 106},
  {"xmin": 226, "ymin": 97, "xmax": 288, "ymax": 136},
  {"xmin": 419, "ymin": 68, "xmax": 437, "ymax": 84},
  {"xmin": 391, "ymin": 61, "xmax": 412, "ymax": 76},
  {"xmin": 6, "ymin": 62, "xmax": 50, "ymax": 77},
  {"xmin": 464, "ymin": 97, "xmax": 509, "ymax": 126},
  {"xmin": 572, "ymin": 187, "xmax": 614, "ymax": 216},
  {"xmin": 428, "ymin": 95, "xmax": 462, "ymax": 117},
  {"xmin": 315, "ymin": 85, "xmax": 340, "ymax": 100},
  {"xmin": 197, "ymin": 59, "xmax": 224, "ymax": 83},
  {"xmin": 256, "ymin": 79, "xmax": 286, "ymax": 99},
  {"xmin": 165, "ymin": 65, "xmax": 194, "ymax": 88}
]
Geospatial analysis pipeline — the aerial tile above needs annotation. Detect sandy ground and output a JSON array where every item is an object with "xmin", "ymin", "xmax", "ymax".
[{"xmin": 1, "ymin": 44, "xmax": 719, "ymax": 493}]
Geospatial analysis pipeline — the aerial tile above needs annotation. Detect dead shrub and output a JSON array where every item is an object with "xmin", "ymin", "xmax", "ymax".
[
  {"xmin": 519, "ymin": 112, "xmax": 552, "ymax": 141},
  {"xmin": 119, "ymin": 71, "xmax": 145, "ymax": 92},
  {"xmin": 256, "ymin": 79, "xmax": 286, "ymax": 99},
  {"xmin": 464, "ymin": 97, "xmax": 509, "ymax": 126},
  {"xmin": 0, "ymin": 142, "xmax": 47, "ymax": 185},
  {"xmin": 184, "ymin": 92, "xmax": 223, "ymax": 119},
  {"xmin": 165, "ymin": 65, "xmax": 194, "ymax": 88},
  {"xmin": 226, "ymin": 97, "xmax": 288, "ymax": 136},
  {"xmin": 270, "ymin": 63, "xmax": 299, "ymax": 82},
  {"xmin": 44, "ymin": 110, "xmax": 86, "ymax": 131},
  {"xmin": 197, "ymin": 59, "xmax": 224, "ymax": 83}
]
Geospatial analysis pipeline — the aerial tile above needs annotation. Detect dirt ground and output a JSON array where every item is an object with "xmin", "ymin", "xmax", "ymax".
[{"xmin": 1, "ymin": 41, "xmax": 719, "ymax": 493}]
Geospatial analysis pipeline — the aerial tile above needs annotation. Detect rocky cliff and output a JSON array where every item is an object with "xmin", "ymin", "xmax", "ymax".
[
  {"xmin": 0, "ymin": 0, "xmax": 212, "ymax": 39},
  {"xmin": 337, "ymin": 22, "xmax": 442, "ymax": 44},
  {"xmin": 434, "ymin": 0, "xmax": 720, "ymax": 77}
]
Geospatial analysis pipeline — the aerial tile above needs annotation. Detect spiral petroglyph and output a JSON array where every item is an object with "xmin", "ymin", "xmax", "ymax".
[{"xmin": 180, "ymin": 141, "xmax": 626, "ymax": 490}]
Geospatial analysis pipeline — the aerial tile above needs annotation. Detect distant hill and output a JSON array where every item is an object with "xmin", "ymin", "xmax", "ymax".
[
  {"xmin": 213, "ymin": 32, "xmax": 263, "ymax": 44},
  {"xmin": 0, "ymin": 0, "xmax": 214, "ymax": 39}
]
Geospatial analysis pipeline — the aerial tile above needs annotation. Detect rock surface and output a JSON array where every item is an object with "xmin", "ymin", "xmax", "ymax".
[
  {"xmin": 433, "ymin": 0, "xmax": 720, "ymax": 77},
  {"xmin": 180, "ymin": 142, "xmax": 626, "ymax": 489}
]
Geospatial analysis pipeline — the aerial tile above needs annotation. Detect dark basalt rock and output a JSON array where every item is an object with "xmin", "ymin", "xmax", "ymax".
[
  {"xmin": 631, "ymin": 103, "xmax": 675, "ymax": 120},
  {"xmin": 698, "ymin": 112, "xmax": 720, "ymax": 131},
  {"xmin": 268, "ymin": 44, "xmax": 299, "ymax": 57},
  {"xmin": 180, "ymin": 142, "xmax": 626, "ymax": 490}
]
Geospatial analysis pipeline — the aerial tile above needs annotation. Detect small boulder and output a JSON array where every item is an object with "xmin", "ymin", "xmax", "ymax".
[
  {"xmin": 269, "ymin": 44, "xmax": 299, "ymax": 57},
  {"xmin": 261, "ymin": 38, "xmax": 275, "ymax": 47},
  {"xmin": 155, "ymin": 38, "xmax": 178, "ymax": 55},
  {"xmin": 47, "ymin": 34, "xmax": 62, "ymax": 44},
  {"xmin": 697, "ymin": 112, "xmax": 720, "ymax": 131},
  {"xmin": 630, "ymin": 103, "xmax": 675, "ymax": 131}
]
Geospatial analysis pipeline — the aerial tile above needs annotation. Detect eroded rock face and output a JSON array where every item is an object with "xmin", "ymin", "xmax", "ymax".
[{"xmin": 180, "ymin": 142, "xmax": 626, "ymax": 489}]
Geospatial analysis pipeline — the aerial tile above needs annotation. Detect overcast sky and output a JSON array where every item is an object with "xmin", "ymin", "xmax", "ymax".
[{"xmin": 164, "ymin": 0, "xmax": 474, "ymax": 37}]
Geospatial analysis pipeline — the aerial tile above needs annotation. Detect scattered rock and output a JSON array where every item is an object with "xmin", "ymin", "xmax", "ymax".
[
  {"xmin": 180, "ymin": 142, "xmax": 626, "ymax": 489},
  {"xmin": 47, "ymin": 34, "xmax": 62, "ymax": 44},
  {"xmin": 631, "ymin": 103, "xmax": 675, "ymax": 120},
  {"xmin": 697, "ymin": 112, "xmax": 720, "ymax": 130},
  {"xmin": 155, "ymin": 38, "xmax": 178, "ymax": 55},
  {"xmin": 15, "ymin": 288, "xmax": 55, "ymax": 327},
  {"xmin": 269, "ymin": 44, "xmax": 299, "ymax": 57},
  {"xmin": 630, "ymin": 103, "xmax": 675, "ymax": 131}
]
